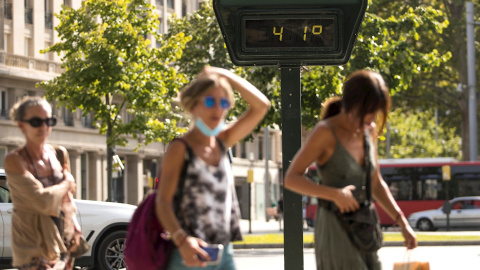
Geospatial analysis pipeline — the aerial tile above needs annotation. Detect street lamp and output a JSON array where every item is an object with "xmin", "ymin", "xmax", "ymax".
[{"xmin": 247, "ymin": 152, "xmax": 254, "ymax": 234}]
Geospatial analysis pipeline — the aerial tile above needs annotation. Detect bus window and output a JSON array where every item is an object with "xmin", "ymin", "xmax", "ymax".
[
  {"xmin": 383, "ymin": 175, "xmax": 412, "ymax": 200},
  {"xmin": 424, "ymin": 179, "xmax": 439, "ymax": 199},
  {"xmin": 456, "ymin": 175, "xmax": 480, "ymax": 197}
]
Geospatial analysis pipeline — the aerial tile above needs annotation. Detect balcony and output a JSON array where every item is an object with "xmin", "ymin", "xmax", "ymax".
[{"xmin": 0, "ymin": 52, "xmax": 63, "ymax": 74}]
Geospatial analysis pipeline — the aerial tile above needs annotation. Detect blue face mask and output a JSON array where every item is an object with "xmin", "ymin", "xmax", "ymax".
[{"xmin": 195, "ymin": 118, "xmax": 225, "ymax": 137}]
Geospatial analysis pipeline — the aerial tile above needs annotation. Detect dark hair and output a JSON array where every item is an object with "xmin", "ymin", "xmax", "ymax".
[
  {"xmin": 321, "ymin": 97, "xmax": 342, "ymax": 120},
  {"xmin": 342, "ymin": 70, "xmax": 390, "ymax": 133}
]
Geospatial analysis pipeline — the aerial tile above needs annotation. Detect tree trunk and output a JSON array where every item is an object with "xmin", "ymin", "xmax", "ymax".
[{"xmin": 106, "ymin": 94, "xmax": 114, "ymax": 202}]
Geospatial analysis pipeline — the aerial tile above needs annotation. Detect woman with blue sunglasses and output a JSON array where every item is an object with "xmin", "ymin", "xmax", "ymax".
[
  {"xmin": 4, "ymin": 96, "xmax": 79, "ymax": 270},
  {"xmin": 157, "ymin": 66, "xmax": 270, "ymax": 270}
]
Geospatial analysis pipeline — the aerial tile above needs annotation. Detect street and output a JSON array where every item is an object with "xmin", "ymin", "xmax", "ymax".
[{"xmin": 234, "ymin": 246, "xmax": 480, "ymax": 270}]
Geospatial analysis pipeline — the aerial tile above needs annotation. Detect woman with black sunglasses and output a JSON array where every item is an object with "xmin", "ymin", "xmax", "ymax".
[
  {"xmin": 155, "ymin": 66, "xmax": 270, "ymax": 270},
  {"xmin": 4, "ymin": 96, "xmax": 78, "ymax": 270}
]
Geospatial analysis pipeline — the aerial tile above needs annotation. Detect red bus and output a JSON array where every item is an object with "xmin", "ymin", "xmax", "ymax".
[{"xmin": 304, "ymin": 158, "xmax": 480, "ymax": 227}]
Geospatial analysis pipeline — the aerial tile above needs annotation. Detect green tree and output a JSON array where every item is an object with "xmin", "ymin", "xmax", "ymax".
[
  {"xmin": 167, "ymin": 1, "xmax": 451, "ymax": 156},
  {"xmin": 378, "ymin": 108, "xmax": 461, "ymax": 159},
  {"xmin": 368, "ymin": 0, "xmax": 480, "ymax": 160},
  {"xmin": 38, "ymin": 0, "xmax": 191, "ymax": 201}
]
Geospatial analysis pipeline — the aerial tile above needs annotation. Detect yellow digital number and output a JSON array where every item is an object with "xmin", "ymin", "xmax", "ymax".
[
  {"xmin": 273, "ymin": 26, "xmax": 283, "ymax": 41},
  {"xmin": 312, "ymin": 25, "xmax": 323, "ymax": 35},
  {"xmin": 303, "ymin": 26, "xmax": 308, "ymax": 41}
]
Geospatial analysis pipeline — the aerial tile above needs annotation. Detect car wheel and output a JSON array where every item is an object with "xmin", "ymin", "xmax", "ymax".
[
  {"xmin": 417, "ymin": 218, "xmax": 434, "ymax": 231},
  {"xmin": 96, "ymin": 230, "xmax": 127, "ymax": 270}
]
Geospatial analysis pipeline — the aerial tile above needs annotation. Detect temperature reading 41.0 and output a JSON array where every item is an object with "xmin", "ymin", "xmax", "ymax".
[{"xmin": 244, "ymin": 17, "xmax": 336, "ymax": 49}]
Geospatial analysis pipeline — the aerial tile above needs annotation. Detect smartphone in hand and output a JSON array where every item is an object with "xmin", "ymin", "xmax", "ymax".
[{"xmin": 200, "ymin": 244, "xmax": 224, "ymax": 265}]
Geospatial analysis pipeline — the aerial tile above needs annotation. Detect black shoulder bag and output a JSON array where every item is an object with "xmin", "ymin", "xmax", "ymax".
[{"xmin": 335, "ymin": 131, "xmax": 383, "ymax": 252}]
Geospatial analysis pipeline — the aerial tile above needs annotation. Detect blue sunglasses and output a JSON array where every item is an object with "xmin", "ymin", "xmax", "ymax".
[{"xmin": 203, "ymin": 96, "xmax": 231, "ymax": 109}]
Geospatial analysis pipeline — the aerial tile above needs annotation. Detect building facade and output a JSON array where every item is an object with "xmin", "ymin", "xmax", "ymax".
[{"xmin": 0, "ymin": 0, "xmax": 283, "ymax": 220}]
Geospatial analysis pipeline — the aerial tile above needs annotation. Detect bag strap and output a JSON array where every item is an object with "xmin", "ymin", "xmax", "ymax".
[
  {"xmin": 170, "ymin": 137, "xmax": 192, "ymax": 209},
  {"xmin": 154, "ymin": 137, "xmax": 192, "ymax": 210},
  {"xmin": 364, "ymin": 130, "xmax": 372, "ymax": 202},
  {"xmin": 215, "ymin": 137, "xmax": 234, "ymax": 164}
]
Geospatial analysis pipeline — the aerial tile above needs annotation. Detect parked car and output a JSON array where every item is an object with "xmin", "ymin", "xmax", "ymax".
[
  {"xmin": 0, "ymin": 169, "xmax": 137, "ymax": 270},
  {"xmin": 407, "ymin": 196, "xmax": 480, "ymax": 231}
]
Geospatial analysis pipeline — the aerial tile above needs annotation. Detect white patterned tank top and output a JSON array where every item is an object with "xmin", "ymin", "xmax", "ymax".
[{"xmin": 175, "ymin": 139, "xmax": 243, "ymax": 245}]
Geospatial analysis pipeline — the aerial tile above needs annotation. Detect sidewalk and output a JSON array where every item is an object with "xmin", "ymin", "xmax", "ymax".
[
  {"xmin": 240, "ymin": 219, "xmax": 296, "ymax": 235},
  {"xmin": 237, "ymin": 219, "xmax": 480, "ymax": 248}
]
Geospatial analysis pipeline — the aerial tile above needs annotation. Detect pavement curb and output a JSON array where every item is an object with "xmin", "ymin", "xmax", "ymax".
[{"xmin": 233, "ymin": 241, "xmax": 480, "ymax": 249}]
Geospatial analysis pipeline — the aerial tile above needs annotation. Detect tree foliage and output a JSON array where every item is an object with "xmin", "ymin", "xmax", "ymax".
[
  {"xmin": 169, "ymin": 1, "xmax": 455, "ymax": 158},
  {"xmin": 378, "ymin": 108, "xmax": 461, "ymax": 159},
  {"xmin": 40, "ymin": 0, "xmax": 190, "ymax": 146},
  {"xmin": 368, "ymin": 0, "xmax": 480, "ymax": 160},
  {"xmin": 38, "ymin": 0, "xmax": 191, "ymax": 200}
]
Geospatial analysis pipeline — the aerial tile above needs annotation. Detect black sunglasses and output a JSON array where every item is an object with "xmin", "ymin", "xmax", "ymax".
[{"xmin": 22, "ymin": 117, "xmax": 57, "ymax": 127}]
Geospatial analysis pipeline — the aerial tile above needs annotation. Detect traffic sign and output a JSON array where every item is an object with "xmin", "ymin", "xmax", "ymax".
[{"xmin": 213, "ymin": 0, "xmax": 367, "ymax": 66}]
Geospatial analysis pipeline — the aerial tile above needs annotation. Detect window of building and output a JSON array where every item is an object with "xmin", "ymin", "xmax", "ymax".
[
  {"xmin": 82, "ymin": 111, "xmax": 95, "ymax": 128},
  {"xmin": 241, "ymin": 141, "xmax": 246, "ymax": 159},
  {"xmin": 0, "ymin": 89, "xmax": 7, "ymax": 118},
  {"xmin": 25, "ymin": 0, "xmax": 33, "ymax": 24},
  {"xmin": 258, "ymin": 137, "xmax": 263, "ymax": 160},
  {"xmin": 3, "ymin": 34, "xmax": 8, "ymax": 53},
  {"xmin": 4, "ymin": 1, "xmax": 12, "ymax": 20},
  {"xmin": 44, "ymin": 42, "xmax": 53, "ymax": 60},
  {"xmin": 167, "ymin": 0, "xmax": 174, "ymax": 9},
  {"xmin": 45, "ymin": 0, "xmax": 53, "ymax": 29},
  {"xmin": 157, "ymin": 19, "xmax": 163, "ymax": 34},
  {"xmin": 25, "ymin": 38, "xmax": 34, "ymax": 57},
  {"xmin": 63, "ymin": 107, "xmax": 74, "ymax": 126},
  {"xmin": 63, "ymin": 0, "xmax": 71, "ymax": 7},
  {"xmin": 182, "ymin": 0, "xmax": 187, "ymax": 17}
]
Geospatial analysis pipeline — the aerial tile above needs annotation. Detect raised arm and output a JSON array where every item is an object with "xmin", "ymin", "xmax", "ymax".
[{"xmin": 201, "ymin": 67, "xmax": 270, "ymax": 148}]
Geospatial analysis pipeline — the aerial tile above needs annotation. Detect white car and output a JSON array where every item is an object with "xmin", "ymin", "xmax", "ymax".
[
  {"xmin": 0, "ymin": 169, "xmax": 137, "ymax": 270},
  {"xmin": 407, "ymin": 196, "xmax": 480, "ymax": 231}
]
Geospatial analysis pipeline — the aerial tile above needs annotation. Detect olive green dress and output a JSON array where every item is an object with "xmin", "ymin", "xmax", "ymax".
[{"xmin": 314, "ymin": 126, "xmax": 381, "ymax": 270}]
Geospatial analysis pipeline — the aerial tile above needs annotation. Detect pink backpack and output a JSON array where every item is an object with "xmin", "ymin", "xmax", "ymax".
[{"xmin": 124, "ymin": 138, "xmax": 191, "ymax": 270}]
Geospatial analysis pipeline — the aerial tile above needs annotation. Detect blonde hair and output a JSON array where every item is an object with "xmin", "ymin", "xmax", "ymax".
[
  {"xmin": 179, "ymin": 74, "xmax": 235, "ymax": 113},
  {"xmin": 9, "ymin": 96, "xmax": 51, "ymax": 121}
]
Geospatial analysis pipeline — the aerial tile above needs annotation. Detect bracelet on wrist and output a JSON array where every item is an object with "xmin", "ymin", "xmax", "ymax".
[
  {"xmin": 172, "ymin": 228, "xmax": 185, "ymax": 241},
  {"xmin": 176, "ymin": 235, "xmax": 188, "ymax": 247}
]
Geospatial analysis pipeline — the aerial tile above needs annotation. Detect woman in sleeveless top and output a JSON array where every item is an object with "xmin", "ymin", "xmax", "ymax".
[
  {"xmin": 284, "ymin": 70, "xmax": 417, "ymax": 270},
  {"xmin": 156, "ymin": 66, "xmax": 270, "ymax": 269},
  {"xmin": 4, "ymin": 96, "xmax": 78, "ymax": 270}
]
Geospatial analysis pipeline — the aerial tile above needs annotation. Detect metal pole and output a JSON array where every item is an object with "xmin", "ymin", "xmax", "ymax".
[
  {"xmin": 467, "ymin": 2, "xmax": 478, "ymax": 161},
  {"xmin": 281, "ymin": 67, "xmax": 303, "ymax": 270},
  {"xmin": 265, "ymin": 127, "xmax": 271, "ymax": 214},
  {"xmin": 248, "ymin": 182, "xmax": 252, "ymax": 233}
]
